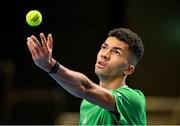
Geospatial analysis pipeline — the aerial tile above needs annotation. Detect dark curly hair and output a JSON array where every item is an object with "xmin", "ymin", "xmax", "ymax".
[{"xmin": 108, "ymin": 28, "xmax": 144, "ymax": 66}]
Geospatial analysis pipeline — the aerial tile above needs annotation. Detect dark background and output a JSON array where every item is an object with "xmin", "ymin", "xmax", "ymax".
[{"xmin": 0, "ymin": 0, "xmax": 179, "ymax": 124}]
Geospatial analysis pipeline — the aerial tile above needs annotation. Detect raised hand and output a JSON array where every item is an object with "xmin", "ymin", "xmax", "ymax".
[{"xmin": 27, "ymin": 33, "xmax": 56, "ymax": 72}]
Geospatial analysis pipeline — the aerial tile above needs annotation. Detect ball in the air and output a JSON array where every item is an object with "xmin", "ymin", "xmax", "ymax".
[{"xmin": 26, "ymin": 10, "xmax": 42, "ymax": 27}]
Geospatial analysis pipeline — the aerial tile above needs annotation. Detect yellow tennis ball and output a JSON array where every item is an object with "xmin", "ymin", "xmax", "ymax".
[{"xmin": 26, "ymin": 10, "xmax": 42, "ymax": 27}]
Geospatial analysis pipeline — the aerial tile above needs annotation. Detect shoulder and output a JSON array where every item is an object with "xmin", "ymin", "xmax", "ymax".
[
  {"xmin": 112, "ymin": 86, "xmax": 146, "ymax": 106},
  {"xmin": 112, "ymin": 86, "xmax": 145, "ymax": 98},
  {"xmin": 111, "ymin": 86, "xmax": 146, "ymax": 125}
]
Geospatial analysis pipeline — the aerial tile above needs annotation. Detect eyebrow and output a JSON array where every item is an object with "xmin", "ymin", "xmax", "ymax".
[{"xmin": 103, "ymin": 42, "xmax": 123, "ymax": 52}]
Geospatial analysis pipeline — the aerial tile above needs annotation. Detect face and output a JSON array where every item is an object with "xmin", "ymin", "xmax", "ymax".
[{"xmin": 95, "ymin": 36, "xmax": 132, "ymax": 80}]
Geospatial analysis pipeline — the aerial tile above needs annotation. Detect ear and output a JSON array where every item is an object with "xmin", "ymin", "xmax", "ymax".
[{"xmin": 124, "ymin": 65, "xmax": 135, "ymax": 75}]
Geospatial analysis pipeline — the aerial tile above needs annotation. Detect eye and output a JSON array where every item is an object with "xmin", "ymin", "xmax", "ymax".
[
  {"xmin": 113, "ymin": 50, "xmax": 121, "ymax": 56},
  {"xmin": 101, "ymin": 45, "xmax": 107, "ymax": 50}
]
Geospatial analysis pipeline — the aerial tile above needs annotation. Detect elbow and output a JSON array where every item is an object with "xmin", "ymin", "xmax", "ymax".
[
  {"xmin": 69, "ymin": 73, "xmax": 92, "ymax": 99},
  {"xmin": 71, "ymin": 85, "xmax": 86, "ymax": 99},
  {"xmin": 73, "ymin": 75, "xmax": 92, "ymax": 98}
]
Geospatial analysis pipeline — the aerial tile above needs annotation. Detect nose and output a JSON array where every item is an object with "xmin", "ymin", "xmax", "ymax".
[{"xmin": 101, "ymin": 50, "xmax": 110, "ymax": 60}]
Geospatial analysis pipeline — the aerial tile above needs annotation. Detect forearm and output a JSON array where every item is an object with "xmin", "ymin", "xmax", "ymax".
[
  {"xmin": 48, "ymin": 60, "xmax": 92, "ymax": 97},
  {"xmin": 48, "ymin": 64, "xmax": 116, "ymax": 111}
]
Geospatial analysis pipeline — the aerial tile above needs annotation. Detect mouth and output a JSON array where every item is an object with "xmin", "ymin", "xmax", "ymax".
[{"xmin": 96, "ymin": 61, "xmax": 107, "ymax": 69}]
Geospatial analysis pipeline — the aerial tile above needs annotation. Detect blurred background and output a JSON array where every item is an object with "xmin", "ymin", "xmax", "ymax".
[{"xmin": 0, "ymin": 0, "xmax": 179, "ymax": 125}]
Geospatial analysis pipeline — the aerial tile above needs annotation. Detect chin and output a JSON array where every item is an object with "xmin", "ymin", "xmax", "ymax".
[
  {"xmin": 95, "ymin": 68, "xmax": 99, "ymax": 75},
  {"xmin": 95, "ymin": 68, "xmax": 106, "ymax": 77},
  {"xmin": 95, "ymin": 68, "xmax": 101, "ymax": 76}
]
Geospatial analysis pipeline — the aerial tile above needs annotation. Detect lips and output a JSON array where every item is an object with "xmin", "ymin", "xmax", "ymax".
[{"xmin": 96, "ymin": 61, "xmax": 107, "ymax": 69}]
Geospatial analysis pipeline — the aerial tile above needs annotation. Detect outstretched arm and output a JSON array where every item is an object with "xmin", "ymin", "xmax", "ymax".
[{"xmin": 26, "ymin": 33, "xmax": 116, "ymax": 112}]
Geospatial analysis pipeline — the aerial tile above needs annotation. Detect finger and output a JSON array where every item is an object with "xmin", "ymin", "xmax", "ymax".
[
  {"xmin": 27, "ymin": 37, "xmax": 41, "ymax": 53},
  {"xmin": 47, "ymin": 33, "xmax": 53, "ymax": 50},
  {"xmin": 40, "ymin": 33, "xmax": 48, "ymax": 51},
  {"xmin": 27, "ymin": 37, "xmax": 40, "ymax": 57},
  {"xmin": 27, "ymin": 37, "xmax": 40, "ymax": 58},
  {"xmin": 27, "ymin": 39, "xmax": 34, "ymax": 56},
  {"xmin": 30, "ymin": 35, "xmax": 42, "ymax": 49}
]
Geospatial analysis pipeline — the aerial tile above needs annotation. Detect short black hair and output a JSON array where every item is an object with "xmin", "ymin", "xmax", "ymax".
[{"xmin": 108, "ymin": 28, "xmax": 144, "ymax": 66}]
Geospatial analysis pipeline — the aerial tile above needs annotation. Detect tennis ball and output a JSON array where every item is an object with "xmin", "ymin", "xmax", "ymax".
[{"xmin": 26, "ymin": 10, "xmax": 42, "ymax": 27}]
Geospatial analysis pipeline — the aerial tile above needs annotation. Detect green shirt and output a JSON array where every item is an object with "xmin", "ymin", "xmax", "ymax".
[{"xmin": 79, "ymin": 86, "xmax": 146, "ymax": 125}]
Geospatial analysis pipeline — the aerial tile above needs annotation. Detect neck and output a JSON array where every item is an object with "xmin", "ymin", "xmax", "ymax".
[{"xmin": 99, "ymin": 76, "xmax": 127, "ymax": 90}]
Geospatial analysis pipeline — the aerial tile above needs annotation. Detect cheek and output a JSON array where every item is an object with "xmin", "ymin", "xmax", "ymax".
[
  {"xmin": 96, "ymin": 51, "xmax": 101, "ymax": 59},
  {"xmin": 110, "ymin": 57, "xmax": 129, "ymax": 70}
]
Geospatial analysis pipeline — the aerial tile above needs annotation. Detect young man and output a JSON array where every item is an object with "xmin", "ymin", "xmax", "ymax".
[{"xmin": 27, "ymin": 28, "xmax": 146, "ymax": 125}]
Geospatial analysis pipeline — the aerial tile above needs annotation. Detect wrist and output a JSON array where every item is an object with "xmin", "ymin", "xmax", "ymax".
[{"xmin": 48, "ymin": 59, "xmax": 60, "ymax": 74}]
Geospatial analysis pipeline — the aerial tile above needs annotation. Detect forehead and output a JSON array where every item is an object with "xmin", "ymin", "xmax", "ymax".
[{"xmin": 103, "ymin": 37, "xmax": 129, "ymax": 51}]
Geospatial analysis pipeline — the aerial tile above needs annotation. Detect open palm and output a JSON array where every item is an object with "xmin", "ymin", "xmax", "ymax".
[{"xmin": 27, "ymin": 33, "xmax": 54, "ymax": 72}]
